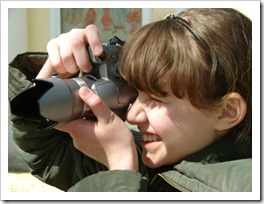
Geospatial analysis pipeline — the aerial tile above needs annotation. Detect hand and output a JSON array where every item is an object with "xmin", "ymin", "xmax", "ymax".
[
  {"xmin": 56, "ymin": 87, "xmax": 139, "ymax": 171},
  {"xmin": 37, "ymin": 24, "xmax": 103, "ymax": 79}
]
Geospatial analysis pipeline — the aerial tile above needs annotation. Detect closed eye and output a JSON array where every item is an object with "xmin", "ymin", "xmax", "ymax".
[{"xmin": 150, "ymin": 96, "xmax": 163, "ymax": 103}]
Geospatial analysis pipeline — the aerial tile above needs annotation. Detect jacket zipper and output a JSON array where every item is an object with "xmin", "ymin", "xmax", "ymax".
[{"xmin": 151, "ymin": 173, "xmax": 190, "ymax": 192}]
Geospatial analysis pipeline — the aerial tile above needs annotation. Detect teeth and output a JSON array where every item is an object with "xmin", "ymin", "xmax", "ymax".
[{"xmin": 142, "ymin": 134, "xmax": 160, "ymax": 142}]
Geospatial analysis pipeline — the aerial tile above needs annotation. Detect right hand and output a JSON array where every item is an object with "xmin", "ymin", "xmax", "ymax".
[
  {"xmin": 37, "ymin": 24, "xmax": 103, "ymax": 79},
  {"xmin": 56, "ymin": 87, "xmax": 139, "ymax": 171}
]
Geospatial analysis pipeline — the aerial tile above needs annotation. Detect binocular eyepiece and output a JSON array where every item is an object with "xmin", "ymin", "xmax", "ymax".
[{"xmin": 10, "ymin": 36, "xmax": 138, "ymax": 129}]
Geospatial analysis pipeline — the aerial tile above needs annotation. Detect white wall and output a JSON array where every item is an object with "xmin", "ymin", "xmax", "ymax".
[
  {"xmin": 8, "ymin": 8, "xmax": 30, "ymax": 171},
  {"xmin": 8, "ymin": 8, "xmax": 28, "ymax": 63}
]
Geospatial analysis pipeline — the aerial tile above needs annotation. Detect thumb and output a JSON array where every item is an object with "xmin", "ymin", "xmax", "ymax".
[{"xmin": 79, "ymin": 86, "xmax": 114, "ymax": 124}]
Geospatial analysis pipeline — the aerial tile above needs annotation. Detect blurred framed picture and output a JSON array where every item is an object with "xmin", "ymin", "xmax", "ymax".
[
  {"xmin": 49, "ymin": 8, "xmax": 184, "ymax": 41},
  {"xmin": 60, "ymin": 8, "xmax": 142, "ymax": 42}
]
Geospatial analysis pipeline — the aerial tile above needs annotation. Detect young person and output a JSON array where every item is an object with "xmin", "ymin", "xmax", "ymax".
[{"xmin": 9, "ymin": 8, "xmax": 252, "ymax": 192}]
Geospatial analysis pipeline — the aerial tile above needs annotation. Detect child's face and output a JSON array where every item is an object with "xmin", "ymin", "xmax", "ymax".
[{"xmin": 126, "ymin": 90, "xmax": 221, "ymax": 168}]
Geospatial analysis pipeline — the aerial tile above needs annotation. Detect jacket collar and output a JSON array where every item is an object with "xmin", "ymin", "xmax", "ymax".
[{"xmin": 184, "ymin": 131, "xmax": 252, "ymax": 164}]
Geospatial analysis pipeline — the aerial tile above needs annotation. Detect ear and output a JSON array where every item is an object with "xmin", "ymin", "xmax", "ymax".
[{"xmin": 214, "ymin": 92, "xmax": 247, "ymax": 132}]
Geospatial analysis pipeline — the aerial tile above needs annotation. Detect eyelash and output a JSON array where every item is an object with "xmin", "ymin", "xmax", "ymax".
[{"xmin": 150, "ymin": 96, "xmax": 162, "ymax": 103}]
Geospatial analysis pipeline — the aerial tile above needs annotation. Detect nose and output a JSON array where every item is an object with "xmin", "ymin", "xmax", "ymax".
[{"xmin": 126, "ymin": 98, "xmax": 148, "ymax": 125}]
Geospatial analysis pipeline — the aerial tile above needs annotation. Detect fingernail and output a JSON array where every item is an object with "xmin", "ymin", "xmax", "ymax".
[
  {"xmin": 80, "ymin": 87, "xmax": 91, "ymax": 97},
  {"xmin": 94, "ymin": 45, "xmax": 103, "ymax": 55},
  {"xmin": 82, "ymin": 66, "xmax": 92, "ymax": 73}
]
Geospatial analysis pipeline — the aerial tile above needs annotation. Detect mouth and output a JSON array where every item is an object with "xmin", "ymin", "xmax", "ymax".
[{"xmin": 142, "ymin": 133, "xmax": 161, "ymax": 142}]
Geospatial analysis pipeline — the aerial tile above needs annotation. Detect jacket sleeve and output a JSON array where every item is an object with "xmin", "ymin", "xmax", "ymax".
[
  {"xmin": 68, "ymin": 170, "xmax": 149, "ymax": 192},
  {"xmin": 8, "ymin": 53, "xmax": 108, "ymax": 191},
  {"xmin": 68, "ymin": 131, "xmax": 149, "ymax": 192}
]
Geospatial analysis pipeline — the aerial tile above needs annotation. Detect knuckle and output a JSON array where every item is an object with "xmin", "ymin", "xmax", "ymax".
[
  {"xmin": 50, "ymin": 60, "xmax": 65, "ymax": 73},
  {"xmin": 46, "ymin": 39, "xmax": 65, "ymax": 73},
  {"xmin": 57, "ymin": 33, "xmax": 67, "ymax": 41},
  {"xmin": 60, "ymin": 51, "xmax": 73, "ymax": 64},
  {"xmin": 69, "ymin": 28, "xmax": 81, "ymax": 35},
  {"xmin": 85, "ymin": 24, "xmax": 97, "ymax": 32},
  {"xmin": 46, "ymin": 38, "xmax": 56, "ymax": 50},
  {"xmin": 51, "ymin": 62, "xmax": 66, "ymax": 74},
  {"xmin": 108, "ymin": 111, "xmax": 116, "ymax": 123},
  {"xmin": 76, "ymin": 60, "xmax": 90, "ymax": 71},
  {"xmin": 49, "ymin": 58, "xmax": 60, "ymax": 70},
  {"xmin": 69, "ymin": 29, "xmax": 84, "ymax": 47}
]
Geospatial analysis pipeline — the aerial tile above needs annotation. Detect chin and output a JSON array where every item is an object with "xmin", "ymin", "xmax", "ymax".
[{"xmin": 142, "ymin": 154, "xmax": 163, "ymax": 169}]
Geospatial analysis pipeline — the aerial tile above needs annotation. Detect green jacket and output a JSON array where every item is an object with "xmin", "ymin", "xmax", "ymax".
[{"xmin": 8, "ymin": 52, "xmax": 252, "ymax": 192}]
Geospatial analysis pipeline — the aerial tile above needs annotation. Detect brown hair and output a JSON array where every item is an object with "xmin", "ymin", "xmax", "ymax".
[{"xmin": 119, "ymin": 8, "xmax": 251, "ymax": 145}]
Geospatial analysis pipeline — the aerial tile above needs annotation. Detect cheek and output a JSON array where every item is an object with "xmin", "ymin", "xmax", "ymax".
[
  {"xmin": 167, "ymin": 113, "xmax": 217, "ymax": 157},
  {"xmin": 147, "ymin": 107, "xmax": 178, "ymax": 137},
  {"xmin": 152, "ymin": 108, "xmax": 216, "ymax": 156},
  {"xmin": 167, "ymin": 104, "xmax": 215, "ymax": 136},
  {"xmin": 142, "ymin": 101, "xmax": 220, "ymax": 166}
]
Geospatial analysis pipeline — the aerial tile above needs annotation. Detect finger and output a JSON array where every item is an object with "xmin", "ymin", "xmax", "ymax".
[
  {"xmin": 56, "ymin": 118, "xmax": 91, "ymax": 135},
  {"xmin": 85, "ymin": 24, "xmax": 103, "ymax": 56},
  {"xmin": 36, "ymin": 59, "xmax": 54, "ymax": 78},
  {"xmin": 46, "ymin": 39, "xmax": 66, "ymax": 74},
  {"xmin": 57, "ymin": 33, "xmax": 78, "ymax": 74},
  {"xmin": 36, "ymin": 58, "xmax": 75, "ymax": 79},
  {"xmin": 79, "ymin": 87, "xmax": 114, "ymax": 124},
  {"xmin": 69, "ymin": 28, "xmax": 92, "ymax": 73}
]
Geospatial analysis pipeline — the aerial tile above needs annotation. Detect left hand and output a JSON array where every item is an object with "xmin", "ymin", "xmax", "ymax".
[
  {"xmin": 37, "ymin": 25, "xmax": 103, "ymax": 79},
  {"xmin": 56, "ymin": 87, "xmax": 139, "ymax": 170}
]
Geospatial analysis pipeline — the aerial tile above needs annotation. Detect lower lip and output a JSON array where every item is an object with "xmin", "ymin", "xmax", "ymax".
[{"xmin": 141, "ymin": 140, "xmax": 161, "ymax": 148}]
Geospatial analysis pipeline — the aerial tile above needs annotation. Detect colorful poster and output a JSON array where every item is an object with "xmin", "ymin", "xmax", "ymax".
[{"xmin": 61, "ymin": 8, "xmax": 142, "ymax": 42}]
